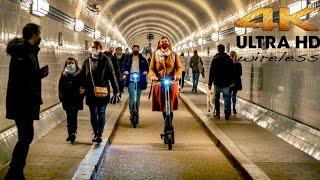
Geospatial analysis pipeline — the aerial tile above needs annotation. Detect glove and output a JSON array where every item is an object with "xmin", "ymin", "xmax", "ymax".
[{"xmin": 110, "ymin": 93, "xmax": 121, "ymax": 104}]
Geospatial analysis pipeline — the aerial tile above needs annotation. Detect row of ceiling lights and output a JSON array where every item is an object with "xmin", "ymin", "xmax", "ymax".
[
  {"xmin": 19, "ymin": 0, "xmax": 128, "ymax": 50},
  {"xmin": 174, "ymin": 27, "xmax": 246, "ymax": 51},
  {"xmin": 174, "ymin": 0, "xmax": 319, "ymax": 52}
]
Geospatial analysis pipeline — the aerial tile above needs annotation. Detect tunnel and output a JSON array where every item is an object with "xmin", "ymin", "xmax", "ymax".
[{"xmin": 0, "ymin": 0, "xmax": 320, "ymax": 179}]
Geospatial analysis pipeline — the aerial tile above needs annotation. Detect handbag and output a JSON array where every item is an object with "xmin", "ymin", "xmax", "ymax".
[{"xmin": 89, "ymin": 58, "xmax": 108, "ymax": 98}]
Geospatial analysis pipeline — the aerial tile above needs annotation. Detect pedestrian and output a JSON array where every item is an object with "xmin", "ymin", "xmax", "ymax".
[
  {"xmin": 122, "ymin": 45, "xmax": 149, "ymax": 124},
  {"xmin": 179, "ymin": 52, "xmax": 189, "ymax": 92},
  {"xmin": 208, "ymin": 44, "xmax": 234, "ymax": 120},
  {"xmin": 5, "ymin": 23, "xmax": 49, "ymax": 179},
  {"xmin": 229, "ymin": 51, "xmax": 242, "ymax": 114},
  {"xmin": 112, "ymin": 47, "xmax": 126, "ymax": 97},
  {"xmin": 80, "ymin": 41, "xmax": 120, "ymax": 143},
  {"xmin": 58, "ymin": 57, "xmax": 84, "ymax": 144},
  {"xmin": 189, "ymin": 50, "xmax": 204, "ymax": 93}
]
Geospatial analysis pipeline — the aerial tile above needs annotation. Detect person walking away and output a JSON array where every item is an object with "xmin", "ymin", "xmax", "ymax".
[
  {"xmin": 179, "ymin": 52, "xmax": 189, "ymax": 92},
  {"xmin": 5, "ymin": 23, "xmax": 49, "ymax": 179},
  {"xmin": 122, "ymin": 45, "xmax": 149, "ymax": 124},
  {"xmin": 80, "ymin": 41, "xmax": 120, "ymax": 143},
  {"xmin": 58, "ymin": 57, "xmax": 84, "ymax": 144},
  {"xmin": 229, "ymin": 51, "xmax": 242, "ymax": 114},
  {"xmin": 208, "ymin": 44, "xmax": 234, "ymax": 120},
  {"xmin": 189, "ymin": 50, "xmax": 204, "ymax": 93}
]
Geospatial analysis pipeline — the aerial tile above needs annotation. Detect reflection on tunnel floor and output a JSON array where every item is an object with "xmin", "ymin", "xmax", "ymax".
[{"xmin": 97, "ymin": 93, "xmax": 242, "ymax": 179}]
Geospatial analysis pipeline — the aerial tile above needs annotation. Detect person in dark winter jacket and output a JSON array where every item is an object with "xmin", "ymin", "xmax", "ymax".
[
  {"xmin": 80, "ymin": 41, "xmax": 119, "ymax": 143},
  {"xmin": 5, "ymin": 23, "xmax": 49, "ymax": 180},
  {"xmin": 121, "ymin": 45, "xmax": 149, "ymax": 124},
  {"xmin": 189, "ymin": 50, "xmax": 204, "ymax": 93},
  {"xmin": 112, "ymin": 47, "xmax": 126, "ymax": 97},
  {"xmin": 58, "ymin": 57, "xmax": 84, "ymax": 144},
  {"xmin": 229, "ymin": 51, "xmax": 242, "ymax": 114},
  {"xmin": 208, "ymin": 44, "xmax": 234, "ymax": 120}
]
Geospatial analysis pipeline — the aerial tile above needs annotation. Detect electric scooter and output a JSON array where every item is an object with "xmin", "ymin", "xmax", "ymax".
[
  {"xmin": 157, "ymin": 77, "xmax": 175, "ymax": 150},
  {"xmin": 130, "ymin": 72, "xmax": 140, "ymax": 128}
]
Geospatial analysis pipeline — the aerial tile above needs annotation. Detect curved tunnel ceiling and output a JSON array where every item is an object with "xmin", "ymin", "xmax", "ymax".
[{"xmin": 89, "ymin": 0, "xmax": 249, "ymax": 48}]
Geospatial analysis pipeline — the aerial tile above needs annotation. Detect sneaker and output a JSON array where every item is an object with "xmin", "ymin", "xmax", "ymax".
[{"xmin": 96, "ymin": 136, "xmax": 102, "ymax": 143}]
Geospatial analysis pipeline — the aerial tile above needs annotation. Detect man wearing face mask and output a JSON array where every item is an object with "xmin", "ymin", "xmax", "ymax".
[
  {"xmin": 122, "ymin": 45, "xmax": 149, "ymax": 125},
  {"xmin": 5, "ymin": 23, "xmax": 49, "ymax": 179},
  {"xmin": 81, "ymin": 41, "xmax": 119, "ymax": 143},
  {"xmin": 111, "ymin": 47, "xmax": 126, "ymax": 97}
]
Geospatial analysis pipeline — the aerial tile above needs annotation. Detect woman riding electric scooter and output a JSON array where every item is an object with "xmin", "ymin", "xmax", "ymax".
[{"xmin": 149, "ymin": 37, "xmax": 182, "ymax": 150}]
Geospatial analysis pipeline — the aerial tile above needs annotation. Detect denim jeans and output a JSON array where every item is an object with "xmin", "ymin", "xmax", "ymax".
[
  {"xmin": 230, "ymin": 87, "xmax": 238, "ymax": 109},
  {"xmin": 192, "ymin": 72, "xmax": 200, "ymax": 89},
  {"xmin": 214, "ymin": 85, "xmax": 231, "ymax": 112},
  {"xmin": 89, "ymin": 105, "xmax": 107, "ymax": 134},
  {"xmin": 128, "ymin": 81, "xmax": 142, "ymax": 114}
]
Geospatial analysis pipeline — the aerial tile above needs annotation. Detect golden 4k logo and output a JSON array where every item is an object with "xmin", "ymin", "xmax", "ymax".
[{"xmin": 235, "ymin": 8, "xmax": 318, "ymax": 31}]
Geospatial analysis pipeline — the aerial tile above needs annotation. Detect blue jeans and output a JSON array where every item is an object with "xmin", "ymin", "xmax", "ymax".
[
  {"xmin": 230, "ymin": 87, "xmax": 238, "ymax": 109},
  {"xmin": 192, "ymin": 72, "xmax": 200, "ymax": 89},
  {"xmin": 128, "ymin": 81, "xmax": 142, "ymax": 114},
  {"xmin": 89, "ymin": 105, "xmax": 106, "ymax": 134},
  {"xmin": 214, "ymin": 85, "xmax": 231, "ymax": 112}
]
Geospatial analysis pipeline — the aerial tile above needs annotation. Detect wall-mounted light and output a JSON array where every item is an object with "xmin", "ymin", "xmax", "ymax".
[
  {"xmin": 197, "ymin": 38, "xmax": 204, "ymax": 45},
  {"xmin": 94, "ymin": 30, "xmax": 101, "ymax": 39},
  {"xmin": 235, "ymin": 27, "xmax": 246, "ymax": 35},
  {"xmin": 105, "ymin": 36, "xmax": 111, "ymax": 43},
  {"xmin": 31, "ymin": 0, "xmax": 49, "ymax": 17},
  {"xmin": 74, "ymin": 19, "xmax": 84, "ymax": 32},
  {"xmin": 211, "ymin": 32, "xmax": 223, "ymax": 42}
]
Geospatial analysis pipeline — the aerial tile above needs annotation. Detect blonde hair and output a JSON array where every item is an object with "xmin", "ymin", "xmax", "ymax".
[{"xmin": 230, "ymin": 51, "xmax": 237, "ymax": 62}]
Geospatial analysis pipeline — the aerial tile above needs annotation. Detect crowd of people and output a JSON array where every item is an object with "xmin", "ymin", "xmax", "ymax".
[{"xmin": 4, "ymin": 23, "xmax": 242, "ymax": 179}]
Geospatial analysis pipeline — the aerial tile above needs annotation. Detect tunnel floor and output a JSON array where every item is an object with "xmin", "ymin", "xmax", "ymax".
[{"xmin": 96, "ymin": 93, "xmax": 243, "ymax": 179}]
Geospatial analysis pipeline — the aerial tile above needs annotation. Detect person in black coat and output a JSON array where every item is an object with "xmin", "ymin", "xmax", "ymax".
[
  {"xmin": 58, "ymin": 57, "xmax": 84, "ymax": 143},
  {"xmin": 80, "ymin": 41, "xmax": 119, "ymax": 143},
  {"xmin": 112, "ymin": 47, "xmax": 126, "ymax": 97},
  {"xmin": 229, "ymin": 51, "xmax": 242, "ymax": 114},
  {"xmin": 5, "ymin": 23, "xmax": 49, "ymax": 180},
  {"xmin": 208, "ymin": 44, "xmax": 234, "ymax": 120}
]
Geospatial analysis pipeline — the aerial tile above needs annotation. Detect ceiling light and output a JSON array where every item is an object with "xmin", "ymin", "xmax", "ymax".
[
  {"xmin": 94, "ymin": 30, "xmax": 101, "ymax": 39},
  {"xmin": 74, "ymin": 19, "xmax": 84, "ymax": 32},
  {"xmin": 31, "ymin": 0, "xmax": 49, "ymax": 17}
]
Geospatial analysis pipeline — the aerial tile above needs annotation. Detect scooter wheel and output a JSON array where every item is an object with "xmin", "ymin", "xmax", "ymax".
[{"xmin": 167, "ymin": 134, "xmax": 173, "ymax": 150}]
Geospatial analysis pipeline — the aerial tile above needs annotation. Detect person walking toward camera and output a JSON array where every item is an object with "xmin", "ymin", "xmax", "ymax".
[{"xmin": 58, "ymin": 57, "xmax": 84, "ymax": 144}]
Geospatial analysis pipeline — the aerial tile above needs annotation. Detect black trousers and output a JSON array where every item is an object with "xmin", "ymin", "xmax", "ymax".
[
  {"xmin": 7, "ymin": 119, "xmax": 34, "ymax": 175},
  {"xmin": 179, "ymin": 71, "xmax": 186, "ymax": 89},
  {"xmin": 66, "ymin": 109, "xmax": 78, "ymax": 135}
]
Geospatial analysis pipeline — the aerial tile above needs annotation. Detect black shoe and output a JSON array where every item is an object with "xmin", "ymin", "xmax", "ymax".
[
  {"xmin": 191, "ymin": 88, "xmax": 195, "ymax": 92},
  {"xmin": 70, "ymin": 134, "xmax": 76, "ymax": 144},
  {"xmin": 5, "ymin": 169, "xmax": 25, "ymax": 180},
  {"xmin": 233, "ymin": 108, "xmax": 237, "ymax": 114},
  {"xmin": 225, "ymin": 110, "xmax": 231, "ymax": 120},
  {"xmin": 214, "ymin": 112, "xmax": 220, "ymax": 118},
  {"xmin": 96, "ymin": 131, "xmax": 102, "ymax": 143},
  {"xmin": 66, "ymin": 136, "xmax": 71, "ymax": 141}
]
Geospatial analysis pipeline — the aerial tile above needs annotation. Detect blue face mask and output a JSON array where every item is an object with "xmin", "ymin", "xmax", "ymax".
[{"xmin": 65, "ymin": 64, "xmax": 76, "ymax": 74}]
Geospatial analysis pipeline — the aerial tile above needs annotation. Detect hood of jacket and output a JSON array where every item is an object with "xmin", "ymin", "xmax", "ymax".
[{"xmin": 6, "ymin": 38, "xmax": 25, "ymax": 56}]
